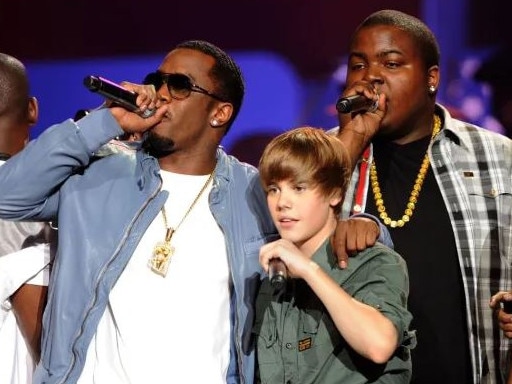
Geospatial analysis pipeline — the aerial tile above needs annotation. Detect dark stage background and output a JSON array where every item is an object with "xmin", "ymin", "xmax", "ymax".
[
  {"xmin": 0, "ymin": 1, "xmax": 422, "ymax": 78},
  {"xmin": 1, "ymin": 0, "xmax": 511, "ymax": 160}
]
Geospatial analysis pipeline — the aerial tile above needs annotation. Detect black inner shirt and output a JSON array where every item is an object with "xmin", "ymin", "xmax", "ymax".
[{"xmin": 364, "ymin": 135, "xmax": 472, "ymax": 384}]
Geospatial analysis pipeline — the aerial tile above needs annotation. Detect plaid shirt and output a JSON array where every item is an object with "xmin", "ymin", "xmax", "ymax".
[{"xmin": 339, "ymin": 104, "xmax": 512, "ymax": 384}]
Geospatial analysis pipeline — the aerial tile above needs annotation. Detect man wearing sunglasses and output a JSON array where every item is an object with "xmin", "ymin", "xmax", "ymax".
[
  {"xmin": 0, "ymin": 40, "xmax": 388, "ymax": 384},
  {"xmin": 143, "ymin": 71, "xmax": 229, "ymax": 102}
]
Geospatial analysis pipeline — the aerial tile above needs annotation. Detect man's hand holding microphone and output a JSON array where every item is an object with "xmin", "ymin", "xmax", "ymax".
[{"xmin": 83, "ymin": 75, "xmax": 166, "ymax": 137}]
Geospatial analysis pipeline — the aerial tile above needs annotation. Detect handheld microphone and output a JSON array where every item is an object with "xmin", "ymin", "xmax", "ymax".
[
  {"xmin": 83, "ymin": 75, "xmax": 155, "ymax": 118},
  {"xmin": 336, "ymin": 94, "xmax": 378, "ymax": 114},
  {"xmin": 269, "ymin": 259, "xmax": 287, "ymax": 291}
]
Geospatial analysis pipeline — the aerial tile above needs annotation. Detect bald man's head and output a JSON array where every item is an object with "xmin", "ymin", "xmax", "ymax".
[{"xmin": 0, "ymin": 53, "xmax": 38, "ymax": 156}]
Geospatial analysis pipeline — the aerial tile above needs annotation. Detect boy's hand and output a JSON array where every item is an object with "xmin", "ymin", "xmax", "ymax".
[{"xmin": 259, "ymin": 239, "xmax": 311, "ymax": 279}]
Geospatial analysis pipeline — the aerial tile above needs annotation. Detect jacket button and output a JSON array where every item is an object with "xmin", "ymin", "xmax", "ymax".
[{"xmin": 285, "ymin": 342, "xmax": 293, "ymax": 349}]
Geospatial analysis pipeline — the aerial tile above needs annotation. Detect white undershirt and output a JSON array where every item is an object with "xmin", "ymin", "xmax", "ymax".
[
  {"xmin": 0, "ymin": 243, "xmax": 51, "ymax": 384},
  {"xmin": 79, "ymin": 171, "xmax": 230, "ymax": 384},
  {"xmin": 0, "ymin": 160, "xmax": 52, "ymax": 384}
]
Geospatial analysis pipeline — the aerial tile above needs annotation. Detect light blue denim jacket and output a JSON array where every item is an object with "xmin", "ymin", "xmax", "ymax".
[{"xmin": 0, "ymin": 109, "xmax": 278, "ymax": 384}]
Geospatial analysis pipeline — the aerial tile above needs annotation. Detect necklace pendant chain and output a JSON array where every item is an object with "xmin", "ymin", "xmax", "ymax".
[
  {"xmin": 148, "ymin": 170, "xmax": 215, "ymax": 276},
  {"xmin": 165, "ymin": 227, "xmax": 175, "ymax": 242},
  {"xmin": 371, "ymin": 115, "xmax": 441, "ymax": 228}
]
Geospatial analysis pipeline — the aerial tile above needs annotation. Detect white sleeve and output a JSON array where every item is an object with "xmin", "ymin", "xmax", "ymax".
[{"xmin": 0, "ymin": 243, "xmax": 51, "ymax": 327}]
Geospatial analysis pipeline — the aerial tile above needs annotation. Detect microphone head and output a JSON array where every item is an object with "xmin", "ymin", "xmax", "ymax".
[
  {"xmin": 269, "ymin": 258, "xmax": 288, "ymax": 292},
  {"xmin": 83, "ymin": 75, "xmax": 101, "ymax": 92},
  {"xmin": 270, "ymin": 274, "xmax": 287, "ymax": 291},
  {"xmin": 335, "ymin": 94, "xmax": 378, "ymax": 114},
  {"xmin": 336, "ymin": 98, "xmax": 352, "ymax": 113},
  {"xmin": 503, "ymin": 301, "xmax": 512, "ymax": 314}
]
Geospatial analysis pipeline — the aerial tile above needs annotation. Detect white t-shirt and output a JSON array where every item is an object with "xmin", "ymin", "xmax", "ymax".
[
  {"xmin": 0, "ymin": 243, "xmax": 51, "ymax": 384},
  {"xmin": 79, "ymin": 171, "xmax": 231, "ymax": 383},
  {"xmin": 0, "ymin": 159, "xmax": 52, "ymax": 384}
]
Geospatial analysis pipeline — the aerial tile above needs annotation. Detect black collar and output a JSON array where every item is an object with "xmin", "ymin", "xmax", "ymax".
[{"xmin": 0, "ymin": 153, "xmax": 11, "ymax": 161}]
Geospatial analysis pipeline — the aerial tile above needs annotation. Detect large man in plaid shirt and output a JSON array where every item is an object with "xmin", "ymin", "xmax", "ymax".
[{"xmin": 334, "ymin": 9, "xmax": 512, "ymax": 384}]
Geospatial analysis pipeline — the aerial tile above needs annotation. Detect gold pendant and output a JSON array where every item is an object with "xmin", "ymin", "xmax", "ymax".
[{"xmin": 148, "ymin": 241, "xmax": 174, "ymax": 277}]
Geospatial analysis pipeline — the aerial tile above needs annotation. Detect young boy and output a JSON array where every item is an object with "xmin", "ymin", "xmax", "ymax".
[{"xmin": 254, "ymin": 127, "xmax": 414, "ymax": 383}]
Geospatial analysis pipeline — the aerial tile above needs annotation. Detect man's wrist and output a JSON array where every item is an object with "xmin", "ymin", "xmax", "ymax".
[{"xmin": 351, "ymin": 212, "xmax": 394, "ymax": 249}]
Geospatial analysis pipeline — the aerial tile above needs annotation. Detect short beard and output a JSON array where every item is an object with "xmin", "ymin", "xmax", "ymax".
[{"xmin": 142, "ymin": 130, "xmax": 175, "ymax": 158}]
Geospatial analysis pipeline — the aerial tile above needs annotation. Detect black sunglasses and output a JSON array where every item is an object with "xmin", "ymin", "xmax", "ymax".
[{"xmin": 143, "ymin": 71, "xmax": 226, "ymax": 102}]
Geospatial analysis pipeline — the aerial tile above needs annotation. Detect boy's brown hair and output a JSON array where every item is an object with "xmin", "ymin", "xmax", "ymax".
[{"xmin": 258, "ymin": 126, "xmax": 351, "ymax": 215}]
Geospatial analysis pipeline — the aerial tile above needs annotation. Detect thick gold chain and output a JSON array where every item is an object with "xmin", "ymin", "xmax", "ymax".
[{"xmin": 370, "ymin": 115, "xmax": 441, "ymax": 228}]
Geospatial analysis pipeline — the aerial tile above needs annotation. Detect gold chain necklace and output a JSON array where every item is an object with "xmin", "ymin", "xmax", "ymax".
[
  {"xmin": 148, "ymin": 170, "xmax": 215, "ymax": 276},
  {"xmin": 370, "ymin": 114, "xmax": 441, "ymax": 228}
]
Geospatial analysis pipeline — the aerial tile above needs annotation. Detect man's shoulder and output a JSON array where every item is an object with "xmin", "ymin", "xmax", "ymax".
[
  {"xmin": 217, "ymin": 148, "xmax": 260, "ymax": 180},
  {"xmin": 445, "ymin": 113, "xmax": 512, "ymax": 146}
]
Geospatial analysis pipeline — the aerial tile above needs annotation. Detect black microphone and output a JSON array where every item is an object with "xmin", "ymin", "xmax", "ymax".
[
  {"xmin": 336, "ymin": 94, "xmax": 378, "ymax": 114},
  {"xmin": 503, "ymin": 301, "xmax": 512, "ymax": 314},
  {"xmin": 83, "ymin": 75, "xmax": 155, "ymax": 118},
  {"xmin": 269, "ymin": 259, "xmax": 287, "ymax": 291}
]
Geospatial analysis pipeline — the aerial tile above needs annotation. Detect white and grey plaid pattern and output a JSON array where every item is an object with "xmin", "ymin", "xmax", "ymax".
[{"xmin": 340, "ymin": 104, "xmax": 512, "ymax": 383}]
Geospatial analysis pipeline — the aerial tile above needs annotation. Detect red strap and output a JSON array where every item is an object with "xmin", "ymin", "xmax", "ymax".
[{"xmin": 352, "ymin": 146, "xmax": 371, "ymax": 214}]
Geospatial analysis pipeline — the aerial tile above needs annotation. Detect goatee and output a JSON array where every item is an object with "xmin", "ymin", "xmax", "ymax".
[{"xmin": 142, "ymin": 131, "xmax": 175, "ymax": 158}]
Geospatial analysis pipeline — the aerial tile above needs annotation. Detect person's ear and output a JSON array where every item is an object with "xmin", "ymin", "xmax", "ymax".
[
  {"xmin": 329, "ymin": 188, "xmax": 343, "ymax": 207},
  {"xmin": 210, "ymin": 102, "xmax": 233, "ymax": 128},
  {"xmin": 427, "ymin": 66, "xmax": 440, "ymax": 95},
  {"xmin": 27, "ymin": 96, "xmax": 39, "ymax": 126}
]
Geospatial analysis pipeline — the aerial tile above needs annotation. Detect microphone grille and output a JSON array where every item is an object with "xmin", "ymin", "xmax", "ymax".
[
  {"xmin": 83, "ymin": 75, "xmax": 100, "ymax": 91},
  {"xmin": 336, "ymin": 98, "xmax": 351, "ymax": 113}
]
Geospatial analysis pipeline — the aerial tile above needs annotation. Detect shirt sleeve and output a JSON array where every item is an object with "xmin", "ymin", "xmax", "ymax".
[
  {"xmin": 0, "ymin": 243, "xmax": 51, "ymax": 328},
  {"xmin": 349, "ymin": 245, "xmax": 412, "ymax": 345}
]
